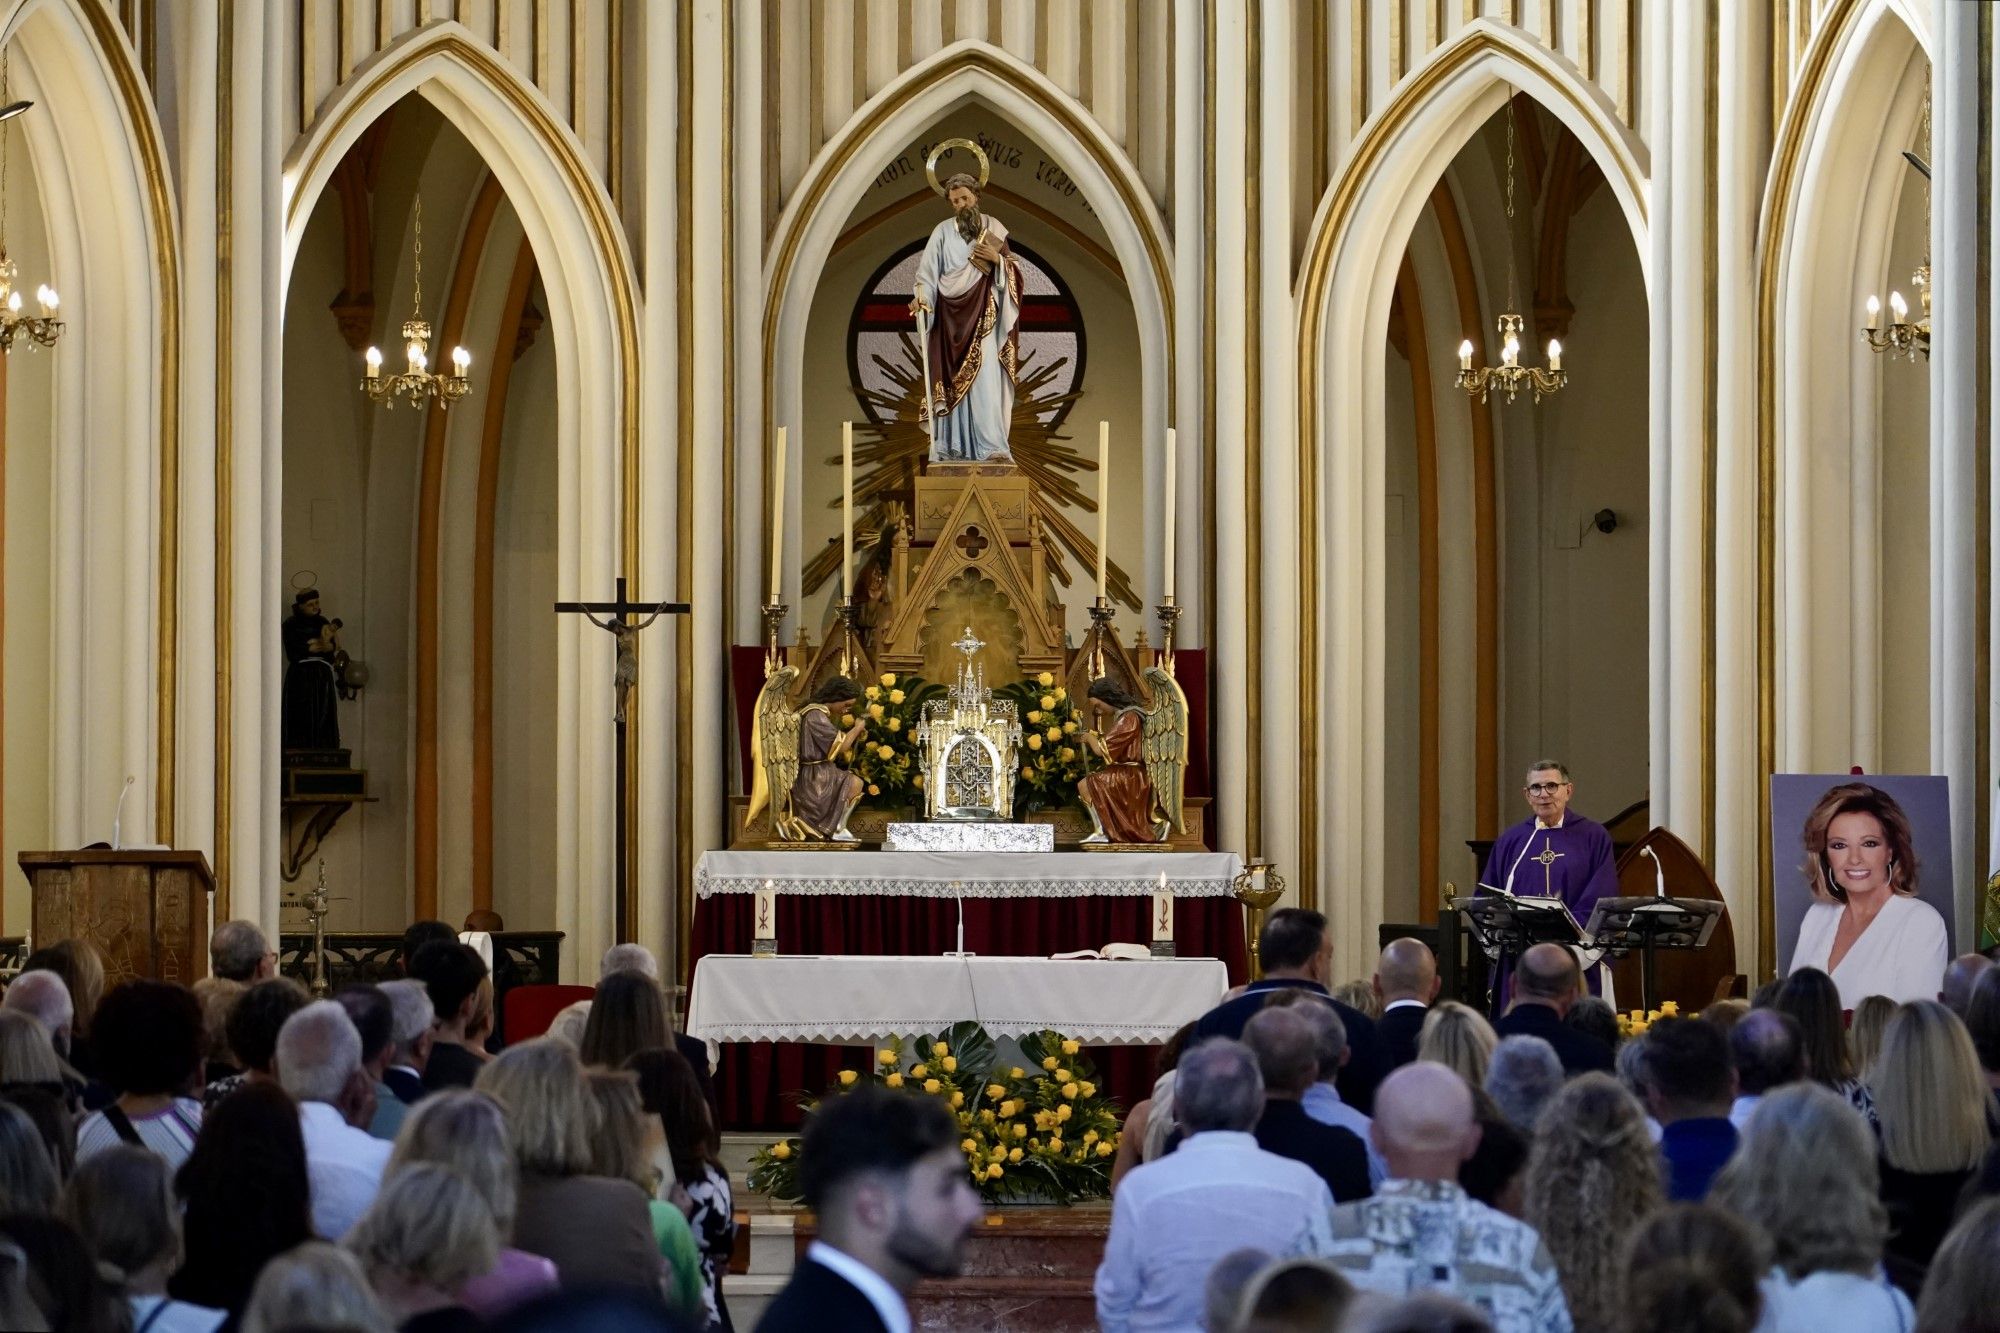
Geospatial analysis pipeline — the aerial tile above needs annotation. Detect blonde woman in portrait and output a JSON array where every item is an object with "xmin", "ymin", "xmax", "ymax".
[
  {"xmin": 1789, "ymin": 783, "xmax": 1948, "ymax": 1007},
  {"xmin": 1416, "ymin": 1001, "xmax": 1498, "ymax": 1088}
]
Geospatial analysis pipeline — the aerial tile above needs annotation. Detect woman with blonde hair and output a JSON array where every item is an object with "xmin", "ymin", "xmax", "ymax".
[
  {"xmin": 1871, "ymin": 1000, "xmax": 1993, "ymax": 1285},
  {"xmin": 473, "ymin": 1038, "xmax": 664, "ymax": 1294},
  {"xmin": 1848, "ymin": 994, "xmax": 1897, "ymax": 1081},
  {"xmin": 343, "ymin": 1163, "xmax": 495, "ymax": 1328},
  {"xmin": 1789, "ymin": 782, "xmax": 1947, "ymax": 1006},
  {"xmin": 60, "ymin": 1145, "xmax": 226, "ymax": 1331},
  {"xmin": 384, "ymin": 1090, "xmax": 557, "ymax": 1319},
  {"xmin": 240, "ymin": 1242, "xmax": 391, "ymax": 1333},
  {"xmin": 1710, "ymin": 1083, "xmax": 1912, "ymax": 1329},
  {"xmin": 1417, "ymin": 1002, "xmax": 1497, "ymax": 1088},
  {"xmin": 1523, "ymin": 1073, "xmax": 1664, "ymax": 1331},
  {"xmin": 584, "ymin": 1069, "xmax": 705, "ymax": 1321}
]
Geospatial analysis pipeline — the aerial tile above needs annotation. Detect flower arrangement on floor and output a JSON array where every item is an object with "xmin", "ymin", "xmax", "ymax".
[
  {"xmin": 995, "ymin": 671, "xmax": 1094, "ymax": 813},
  {"xmin": 1614, "ymin": 999, "xmax": 1678, "ymax": 1040},
  {"xmin": 746, "ymin": 1023, "xmax": 1123, "ymax": 1205},
  {"xmin": 842, "ymin": 671, "xmax": 941, "ymax": 809}
]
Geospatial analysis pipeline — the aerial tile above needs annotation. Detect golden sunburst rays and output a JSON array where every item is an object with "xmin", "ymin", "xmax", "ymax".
[{"xmin": 802, "ymin": 330, "xmax": 1141, "ymax": 612}]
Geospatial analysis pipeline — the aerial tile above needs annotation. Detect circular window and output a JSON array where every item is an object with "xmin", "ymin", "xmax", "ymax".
[{"xmin": 846, "ymin": 236, "xmax": 1086, "ymax": 431}]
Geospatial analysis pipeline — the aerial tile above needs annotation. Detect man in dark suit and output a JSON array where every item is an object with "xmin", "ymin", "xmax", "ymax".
[
  {"xmin": 1191, "ymin": 909, "xmax": 1389, "ymax": 1113},
  {"xmin": 378, "ymin": 979, "xmax": 433, "ymax": 1106},
  {"xmin": 757, "ymin": 1084, "xmax": 984, "ymax": 1333},
  {"xmin": 1490, "ymin": 943, "xmax": 1614, "ymax": 1075},
  {"xmin": 1242, "ymin": 1004, "xmax": 1371, "ymax": 1203},
  {"xmin": 1372, "ymin": 937, "xmax": 1439, "ymax": 1069}
]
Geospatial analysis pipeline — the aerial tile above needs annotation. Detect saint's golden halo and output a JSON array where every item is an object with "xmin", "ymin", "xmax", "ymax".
[{"xmin": 925, "ymin": 137, "xmax": 991, "ymax": 196}]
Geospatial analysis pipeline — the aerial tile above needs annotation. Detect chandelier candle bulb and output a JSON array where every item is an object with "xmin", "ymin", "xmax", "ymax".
[
  {"xmin": 1866, "ymin": 294, "xmax": 1881, "ymax": 330},
  {"xmin": 1163, "ymin": 426, "xmax": 1176, "ymax": 601},
  {"xmin": 1890, "ymin": 291, "xmax": 1907, "ymax": 321},
  {"xmin": 364, "ymin": 347, "xmax": 381, "ymax": 379},
  {"xmin": 1096, "ymin": 420, "xmax": 1109, "ymax": 600},
  {"xmin": 1459, "ymin": 339, "xmax": 1473, "ymax": 370},
  {"xmin": 842, "ymin": 420, "xmax": 854, "ymax": 602},
  {"xmin": 769, "ymin": 426, "xmax": 787, "ymax": 601},
  {"xmin": 1547, "ymin": 340, "xmax": 1561, "ymax": 372}
]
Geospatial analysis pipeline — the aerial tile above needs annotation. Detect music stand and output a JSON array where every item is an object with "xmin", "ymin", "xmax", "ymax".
[
  {"xmin": 1453, "ymin": 889, "xmax": 1586, "ymax": 1016},
  {"xmin": 1584, "ymin": 896, "xmax": 1723, "ymax": 1013}
]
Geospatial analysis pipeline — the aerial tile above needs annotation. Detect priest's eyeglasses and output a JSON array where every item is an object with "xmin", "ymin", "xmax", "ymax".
[{"xmin": 1524, "ymin": 782, "xmax": 1570, "ymax": 795}]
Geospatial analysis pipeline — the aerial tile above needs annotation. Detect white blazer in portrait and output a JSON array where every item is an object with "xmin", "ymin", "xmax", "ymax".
[{"xmin": 1788, "ymin": 892, "xmax": 1949, "ymax": 1008}]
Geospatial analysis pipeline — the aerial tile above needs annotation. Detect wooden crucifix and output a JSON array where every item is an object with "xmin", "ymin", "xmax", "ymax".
[{"xmin": 554, "ymin": 576, "xmax": 689, "ymax": 942}]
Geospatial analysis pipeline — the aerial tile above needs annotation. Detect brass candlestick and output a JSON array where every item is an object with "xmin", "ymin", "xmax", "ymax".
[
  {"xmin": 761, "ymin": 600, "xmax": 788, "ymax": 676},
  {"xmin": 837, "ymin": 599, "xmax": 862, "ymax": 677},
  {"xmin": 1232, "ymin": 859, "xmax": 1287, "ymax": 980},
  {"xmin": 1155, "ymin": 597, "xmax": 1183, "ymax": 674}
]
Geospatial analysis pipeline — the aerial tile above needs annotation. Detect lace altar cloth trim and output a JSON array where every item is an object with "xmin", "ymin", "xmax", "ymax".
[
  {"xmin": 686, "ymin": 954, "xmax": 1232, "ymax": 1063},
  {"xmin": 694, "ymin": 850, "xmax": 1244, "ymax": 899}
]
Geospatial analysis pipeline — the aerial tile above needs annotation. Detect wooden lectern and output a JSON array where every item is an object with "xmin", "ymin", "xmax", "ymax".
[{"xmin": 17, "ymin": 850, "xmax": 215, "ymax": 986}]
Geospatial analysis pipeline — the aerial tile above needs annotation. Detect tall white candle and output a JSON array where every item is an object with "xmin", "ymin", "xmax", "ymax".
[
  {"xmin": 1096, "ymin": 420, "xmax": 1109, "ymax": 600},
  {"xmin": 768, "ymin": 426, "xmax": 787, "ymax": 601},
  {"xmin": 842, "ymin": 421, "xmax": 854, "ymax": 601},
  {"xmin": 1163, "ymin": 427, "xmax": 1177, "ymax": 601}
]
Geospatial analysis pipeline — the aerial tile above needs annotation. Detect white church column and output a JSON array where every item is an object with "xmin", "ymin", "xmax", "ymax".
[
  {"xmin": 1645, "ymin": 0, "xmax": 1712, "ymax": 859},
  {"xmin": 684, "ymin": 1, "xmax": 730, "ymax": 950},
  {"xmin": 1209, "ymin": 1, "xmax": 1251, "ymax": 867},
  {"xmin": 1711, "ymin": 0, "xmax": 1771, "ymax": 964},
  {"xmin": 1171, "ymin": 0, "xmax": 1206, "ymax": 651},
  {"xmin": 1934, "ymin": 0, "xmax": 1982, "ymax": 945}
]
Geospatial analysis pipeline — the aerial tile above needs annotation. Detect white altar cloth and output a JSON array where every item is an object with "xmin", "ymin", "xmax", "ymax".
[
  {"xmin": 694, "ymin": 849, "xmax": 1244, "ymax": 899},
  {"xmin": 685, "ymin": 954, "xmax": 1230, "ymax": 1063}
]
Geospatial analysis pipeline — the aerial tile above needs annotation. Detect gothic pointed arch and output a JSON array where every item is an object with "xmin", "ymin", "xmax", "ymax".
[
  {"xmin": 762, "ymin": 38, "xmax": 1174, "ymax": 626},
  {"xmin": 1290, "ymin": 19, "xmax": 1652, "ymax": 971},
  {"xmin": 280, "ymin": 19, "xmax": 641, "ymax": 972},
  {"xmin": 1755, "ymin": 0, "xmax": 1933, "ymax": 967},
  {"xmin": 0, "ymin": 0, "xmax": 180, "ymax": 865}
]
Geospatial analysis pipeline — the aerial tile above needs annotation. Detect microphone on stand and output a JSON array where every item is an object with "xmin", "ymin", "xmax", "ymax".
[
  {"xmin": 110, "ymin": 777, "xmax": 136, "ymax": 851},
  {"xmin": 1640, "ymin": 845, "xmax": 1667, "ymax": 900},
  {"xmin": 943, "ymin": 879, "xmax": 974, "ymax": 958}
]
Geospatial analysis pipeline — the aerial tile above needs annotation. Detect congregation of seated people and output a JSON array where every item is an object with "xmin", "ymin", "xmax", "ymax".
[
  {"xmin": 0, "ymin": 921, "xmax": 732, "ymax": 1331},
  {"xmin": 1087, "ymin": 908, "xmax": 2000, "ymax": 1333}
]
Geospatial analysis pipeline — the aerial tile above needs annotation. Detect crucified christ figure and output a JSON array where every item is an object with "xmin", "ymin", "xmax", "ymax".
[{"xmin": 582, "ymin": 602, "xmax": 671, "ymax": 723}]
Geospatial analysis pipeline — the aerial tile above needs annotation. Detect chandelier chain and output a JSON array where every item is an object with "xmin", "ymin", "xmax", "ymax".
[{"xmin": 412, "ymin": 194, "xmax": 423, "ymax": 313}]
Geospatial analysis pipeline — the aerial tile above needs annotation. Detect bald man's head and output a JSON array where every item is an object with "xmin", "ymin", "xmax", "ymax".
[
  {"xmin": 1371, "ymin": 1063, "xmax": 1480, "ymax": 1181},
  {"xmin": 1515, "ymin": 944, "xmax": 1581, "ymax": 1011},
  {"xmin": 1942, "ymin": 954, "xmax": 1993, "ymax": 1017},
  {"xmin": 1374, "ymin": 938, "xmax": 1440, "ymax": 1004}
]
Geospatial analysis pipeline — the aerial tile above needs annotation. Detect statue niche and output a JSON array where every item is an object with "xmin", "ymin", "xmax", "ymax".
[{"xmin": 918, "ymin": 568, "xmax": 1022, "ymax": 687}]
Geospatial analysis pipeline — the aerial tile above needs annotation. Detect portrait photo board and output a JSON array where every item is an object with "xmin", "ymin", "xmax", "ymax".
[{"xmin": 1768, "ymin": 774, "xmax": 1955, "ymax": 979}]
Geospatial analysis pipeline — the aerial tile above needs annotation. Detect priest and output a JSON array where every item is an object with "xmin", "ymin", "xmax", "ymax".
[{"xmin": 1481, "ymin": 760, "xmax": 1620, "ymax": 998}]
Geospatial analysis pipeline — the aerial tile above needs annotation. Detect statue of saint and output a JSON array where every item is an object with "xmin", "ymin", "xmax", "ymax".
[
  {"xmin": 908, "ymin": 145, "xmax": 1021, "ymax": 464},
  {"xmin": 281, "ymin": 588, "xmax": 343, "ymax": 753},
  {"xmin": 748, "ymin": 670, "xmax": 869, "ymax": 842},
  {"xmin": 1077, "ymin": 667, "xmax": 1190, "ymax": 844}
]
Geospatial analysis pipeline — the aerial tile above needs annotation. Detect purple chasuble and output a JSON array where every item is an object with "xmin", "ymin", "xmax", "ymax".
[{"xmin": 1480, "ymin": 812, "xmax": 1621, "ymax": 1005}]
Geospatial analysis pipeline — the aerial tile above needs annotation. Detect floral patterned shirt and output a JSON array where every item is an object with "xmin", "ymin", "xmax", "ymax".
[
  {"xmin": 1292, "ymin": 1178, "xmax": 1572, "ymax": 1333},
  {"xmin": 684, "ymin": 1161, "xmax": 737, "ymax": 1331}
]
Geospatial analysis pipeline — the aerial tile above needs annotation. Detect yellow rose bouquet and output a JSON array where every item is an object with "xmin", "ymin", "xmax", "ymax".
[
  {"xmin": 745, "ymin": 1023, "xmax": 1123, "ymax": 1205},
  {"xmin": 994, "ymin": 676, "xmax": 1094, "ymax": 813},
  {"xmin": 838, "ymin": 670, "xmax": 941, "ymax": 809}
]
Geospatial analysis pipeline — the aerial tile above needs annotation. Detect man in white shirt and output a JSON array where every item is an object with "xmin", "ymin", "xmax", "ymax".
[
  {"xmin": 1289, "ymin": 1000, "xmax": 1388, "ymax": 1186},
  {"xmin": 1095, "ymin": 1038, "xmax": 1336, "ymax": 1332},
  {"xmin": 757, "ymin": 1084, "xmax": 984, "ymax": 1333},
  {"xmin": 275, "ymin": 1000, "xmax": 392, "ymax": 1240}
]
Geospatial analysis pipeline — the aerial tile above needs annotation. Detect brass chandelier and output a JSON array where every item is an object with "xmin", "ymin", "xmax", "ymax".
[
  {"xmin": 1456, "ymin": 98, "xmax": 1565, "ymax": 405},
  {"xmin": 360, "ymin": 194, "xmax": 471, "ymax": 408},
  {"xmin": 0, "ymin": 50, "xmax": 60, "ymax": 355},
  {"xmin": 1862, "ymin": 75, "xmax": 1931, "ymax": 363}
]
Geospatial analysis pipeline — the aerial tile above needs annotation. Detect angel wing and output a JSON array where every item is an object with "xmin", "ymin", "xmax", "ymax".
[
  {"xmin": 745, "ymin": 666, "xmax": 801, "ymax": 834},
  {"xmin": 1140, "ymin": 665, "xmax": 1189, "ymax": 835}
]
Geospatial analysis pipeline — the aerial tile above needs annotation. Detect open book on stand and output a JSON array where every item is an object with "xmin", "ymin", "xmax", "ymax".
[{"xmin": 1049, "ymin": 943, "xmax": 1154, "ymax": 961}]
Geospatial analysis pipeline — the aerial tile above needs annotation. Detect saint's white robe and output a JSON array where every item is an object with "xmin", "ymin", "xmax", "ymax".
[{"xmin": 912, "ymin": 214, "xmax": 1020, "ymax": 462}]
